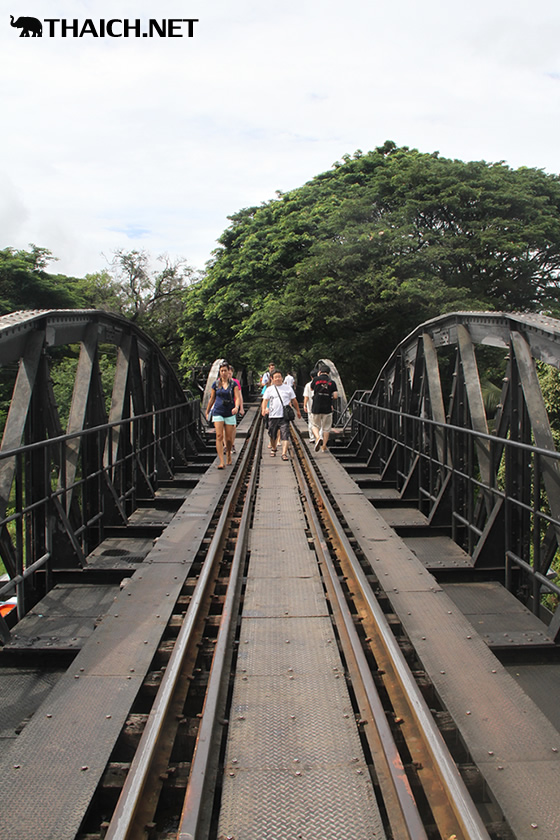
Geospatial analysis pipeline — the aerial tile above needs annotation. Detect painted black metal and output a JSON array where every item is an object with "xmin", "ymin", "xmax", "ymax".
[
  {"xmin": 0, "ymin": 310, "xmax": 203, "ymax": 637},
  {"xmin": 348, "ymin": 312, "xmax": 560, "ymax": 642}
]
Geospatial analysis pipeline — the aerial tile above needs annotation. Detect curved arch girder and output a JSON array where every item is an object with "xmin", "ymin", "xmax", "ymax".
[
  {"xmin": 0, "ymin": 310, "xmax": 202, "ymax": 637},
  {"xmin": 352, "ymin": 311, "xmax": 560, "ymax": 640}
]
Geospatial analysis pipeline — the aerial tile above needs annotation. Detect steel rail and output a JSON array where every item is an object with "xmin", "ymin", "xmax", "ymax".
[
  {"xmin": 177, "ymin": 420, "xmax": 263, "ymax": 840},
  {"xmin": 291, "ymin": 426, "xmax": 492, "ymax": 840},
  {"xmin": 290, "ymin": 442, "xmax": 426, "ymax": 840},
  {"xmin": 104, "ymin": 414, "xmax": 259, "ymax": 840}
]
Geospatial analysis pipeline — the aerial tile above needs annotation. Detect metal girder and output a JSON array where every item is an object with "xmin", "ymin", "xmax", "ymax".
[
  {"xmin": 0, "ymin": 309, "xmax": 196, "ymax": 633},
  {"xmin": 457, "ymin": 325, "xmax": 490, "ymax": 482},
  {"xmin": 352, "ymin": 311, "xmax": 560, "ymax": 635},
  {"xmin": 422, "ymin": 333, "xmax": 448, "ymax": 465},
  {"xmin": 63, "ymin": 322, "xmax": 99, "ymax": 512},
  {"xmin": 0, "ymin": 329, "xmax": 44, "ymax": 515},
  {"xmin": 511, "ymin": 331, "xmax": 560, "ymax": 532}
]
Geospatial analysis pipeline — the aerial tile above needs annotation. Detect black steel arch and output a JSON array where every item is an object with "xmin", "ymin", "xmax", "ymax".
[
  {"xmin": 0, "ymin": 309, "xmax": 202, "ymax": 639},
  {"xmin": 350, "ymin": 311, "xmax": 560, "ymax": 641}
]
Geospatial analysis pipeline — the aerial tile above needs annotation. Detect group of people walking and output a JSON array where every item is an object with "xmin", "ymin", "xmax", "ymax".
[
  {"xmin": 205, "ymin": 359, "xmax": 338, "ymax": 469},
  {"xmin": 260, "ymin": 361, "xmax": 339, "ymax": 460}
]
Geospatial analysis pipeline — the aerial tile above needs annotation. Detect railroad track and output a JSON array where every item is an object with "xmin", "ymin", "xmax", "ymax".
[{"xmin": 66, "ymin": 415, "xmax": 502, "ymax": 840}]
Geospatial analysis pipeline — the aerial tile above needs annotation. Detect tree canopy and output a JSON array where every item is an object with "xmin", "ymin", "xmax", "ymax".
[
  {"xmin": 179, "ymin": 142, "xmax": 560, "ymax": 389},
  {"xmin": 0, "ymin": 246, "xmax": 83, "ymax": 313},
  {"xmin": 77, "ymin": 250, "xmax": 199, "ymax": 369}
]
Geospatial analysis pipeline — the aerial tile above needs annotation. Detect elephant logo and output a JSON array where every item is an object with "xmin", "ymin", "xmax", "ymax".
[{"xmin": 10, "ymin": 15, "xmax": 42, "ymax": 36}]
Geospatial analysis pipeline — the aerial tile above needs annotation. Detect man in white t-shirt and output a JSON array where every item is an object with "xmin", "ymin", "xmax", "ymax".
[{"xmin": 262, "ymin": 370, "xmax": 301, "ymax": 461}]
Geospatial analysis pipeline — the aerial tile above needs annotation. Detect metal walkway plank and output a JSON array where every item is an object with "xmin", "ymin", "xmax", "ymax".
[
  {"xmin": 218, "ymin": 437, "xmax": 386, "ymax": 840},
  {"xmin": 304, "ymin": 429, "xmax": 560, "ymax": 840},
  {"xmin": 0, "ymin": 458, "xmax": 229, "ymax": 840}
]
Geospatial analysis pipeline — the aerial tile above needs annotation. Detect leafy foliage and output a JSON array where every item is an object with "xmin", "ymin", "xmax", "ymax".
[
  {"xmin": 76, "ymin": 250, "xmax": 200, "ymax": 370},
  {"xmin": 0, "ymin": 245, "xmax": 83, "ymax": 313},
  {"xmin": 180, "ymin": 142, "xmax": 560, "ymax": 390}
]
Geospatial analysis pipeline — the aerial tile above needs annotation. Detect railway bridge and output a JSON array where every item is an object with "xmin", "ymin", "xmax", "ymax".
[{"xmin": 0, "ymin": 309, "xmax": 559, "ymax": 840}]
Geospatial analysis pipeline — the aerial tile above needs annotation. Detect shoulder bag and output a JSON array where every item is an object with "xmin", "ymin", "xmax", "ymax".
[{"xmin": 274, "ymin": 386, "xmax": 295, "ymax": 422}]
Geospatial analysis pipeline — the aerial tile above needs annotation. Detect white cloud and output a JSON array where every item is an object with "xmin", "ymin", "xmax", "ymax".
[{"xmin": 2, "ymin": 0, "xmax": 560, "ymax": 277}]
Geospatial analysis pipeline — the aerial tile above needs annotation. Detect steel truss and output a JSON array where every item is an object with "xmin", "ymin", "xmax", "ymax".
[
  {"xmin": 0, "ymin": 310, "xmax": 202, "ymax": 640},
  {"xmin": 350, "ymin": 311, "xmax": 560, "ymax": 641}
]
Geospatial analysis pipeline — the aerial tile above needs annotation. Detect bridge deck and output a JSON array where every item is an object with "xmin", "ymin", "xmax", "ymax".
[
  {"xmin": 0, "ymin": 417, "xmax": 559, "ymax": 838},
  {"xmin": 0, "ymin": 437, "xmax": 230, "ymax": 840},
  {"xmin": 218, "ymin": 434, "xmax": 386, "ymax": 839},
  {"xmin": 309, "ymin": 423, "xmax": 560, "ymax": 840}
]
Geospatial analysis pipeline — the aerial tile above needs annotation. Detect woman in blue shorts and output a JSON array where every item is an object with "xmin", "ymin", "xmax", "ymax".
[{"xmin": 205, "ymin": 361, "xmax": 241, "ymax": 469}]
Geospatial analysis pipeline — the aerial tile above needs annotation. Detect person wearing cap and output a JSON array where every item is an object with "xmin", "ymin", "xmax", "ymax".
[{"xmin": 310, "ymin": 362, "xmax": 338, "ymax": 453}]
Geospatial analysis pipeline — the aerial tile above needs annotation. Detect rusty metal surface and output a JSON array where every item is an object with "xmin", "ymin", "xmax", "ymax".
[
  {"xmin": 312, "ymin": 448, "xmax": 560, "ymax": 840},
  {"xmin": 218, "ymin": 437, "xmax": 385, "ymax": 840},
  {"xmin": 0, "ymin": 458, "xmax": 227, "ymax": 840}
]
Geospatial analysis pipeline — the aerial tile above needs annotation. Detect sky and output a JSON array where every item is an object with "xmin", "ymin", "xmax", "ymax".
[{"xmin": 2, "ymin": 0, "xmax": 560, "ymax": 279}]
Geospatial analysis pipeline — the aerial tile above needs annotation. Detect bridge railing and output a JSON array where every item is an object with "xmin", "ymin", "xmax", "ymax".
[
  {"xmin": 351, "ymin": 399, "xmax": 560, "ymax": 641},
  {"xmin": 0, "ymin": 398, "xmax": 202, "ymax": 641}
]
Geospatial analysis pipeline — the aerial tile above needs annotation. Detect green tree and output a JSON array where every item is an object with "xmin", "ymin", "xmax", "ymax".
[
  {"xmin": 180, "ymin": 143, "xmax": 560, "ymax": 390},
  {"xmin": 77, "ymin": 249, "xmax": 200, "ymax": 370},
  {"xmin": 0, "ymin": 245, "xmax": 83, "ymax": 313}
]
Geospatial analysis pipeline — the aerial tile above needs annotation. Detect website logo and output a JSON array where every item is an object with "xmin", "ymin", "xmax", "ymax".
[
  {"xmin": 9, "ymin": 16, "xmax": 198, "ymax": 38},
  {"xmin": 10, "ymin": 15, "xmax": 42, "ymax": 36}
]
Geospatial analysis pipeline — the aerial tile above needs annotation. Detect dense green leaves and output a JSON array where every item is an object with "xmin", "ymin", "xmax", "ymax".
[
  {"xmin": 180, "ymin": 143, "xmax": 560, "ymax": 390},
  {"xmin": 0, "ymin": 246, "xmax": 83, "ymax": 313}
]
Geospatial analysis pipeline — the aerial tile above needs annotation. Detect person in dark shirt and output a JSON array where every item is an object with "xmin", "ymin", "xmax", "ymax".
[
  {"xmin": 310, "ymin": 362, "xmax": 338, "ymax": 452},
  {"xmin": 205, "ymin": 361, "xmax": 241, "ymax": 469}
]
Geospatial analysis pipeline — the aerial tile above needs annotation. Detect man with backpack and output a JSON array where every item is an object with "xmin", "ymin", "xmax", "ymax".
[{"xmin": 310, "ymin": 362, "xmax": 338, "ymax": 453}]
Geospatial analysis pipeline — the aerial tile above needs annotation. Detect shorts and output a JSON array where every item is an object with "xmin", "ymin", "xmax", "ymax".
[
  {"xmin": 213, "ymin": 415, "xmax": 236, "ymax": 425},
  {"xmin": 310, "ymin": 413, "xmax": 333, "ymax": 433},
  {"xmin": 269, "ymin": 416, "xmax": 290, "ymax": 441}
]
